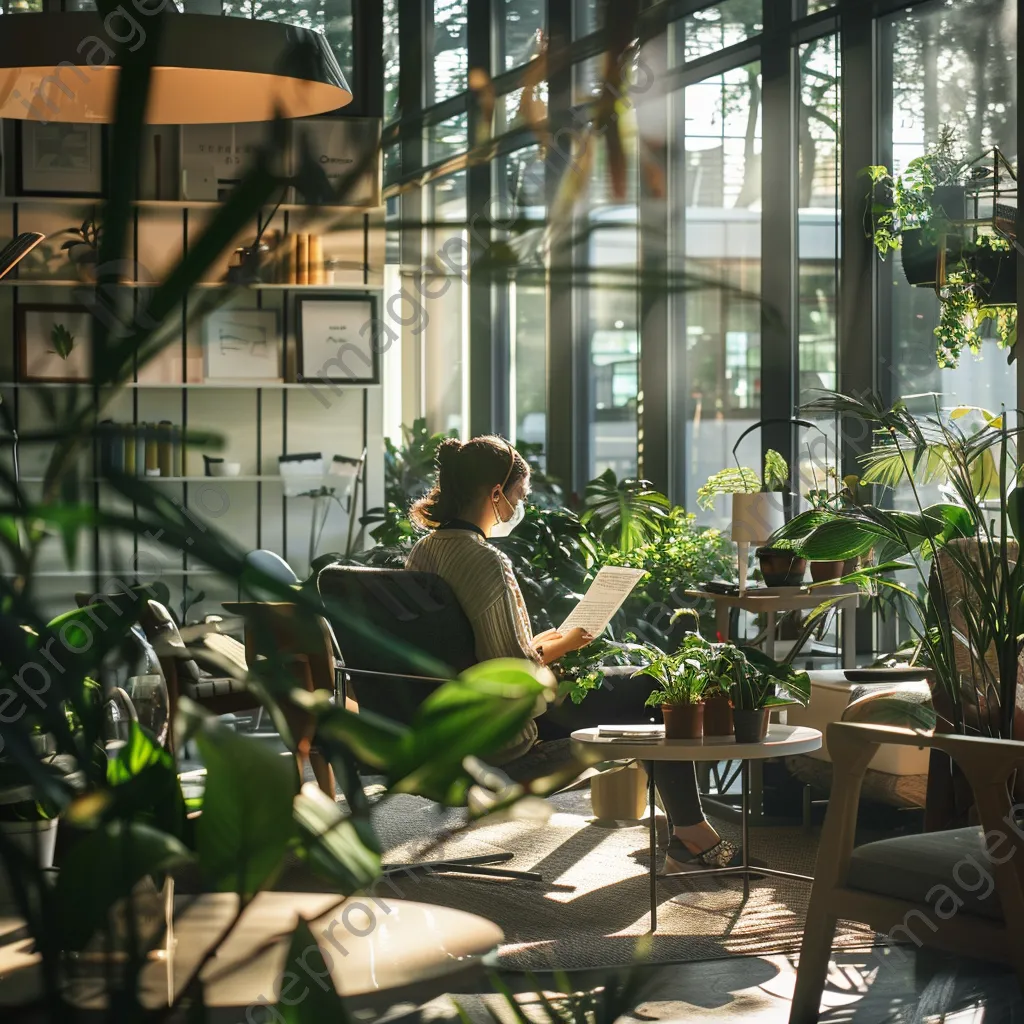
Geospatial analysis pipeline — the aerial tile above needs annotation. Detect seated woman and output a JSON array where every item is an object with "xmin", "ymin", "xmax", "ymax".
[{"xmin": 405, "ymin": 434, "xmax": 737, "ymax": 871}]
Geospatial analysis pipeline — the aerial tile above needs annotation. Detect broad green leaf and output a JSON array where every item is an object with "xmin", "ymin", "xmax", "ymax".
[
  {"xmin": 107, "ymin": 722, "xmax": 188, "ymax": 842},
  {"xmin": 921, "ymin": 503, "xmax": 976, "ymax": 542},
  {"xmin": 55, "ymin": 821, "xmax": 192, "ymax": 950},
  {"xmin": 193, "ymin": 710, "xmax": 298, "ymax": 897},
  {"xmin": 276, "ymin": 918, "xmax": 349, "ymax": 1023},
  {"xmin": 393, "ymin": 661, "xmax": 546, "ymax": 801},
  {"xmin": 1009, "ymin": 488, "xmax": 1024, "ymax": 542},
  {"xmin": 293, "ymin": 783, "xmax": 380, "ymax": 892},
  {"xmin": 799, "ymin": 520, "xmax": 882, "ymax": 560}
]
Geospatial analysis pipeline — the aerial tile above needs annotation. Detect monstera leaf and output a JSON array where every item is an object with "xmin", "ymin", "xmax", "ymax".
[{"xmin": 582, "ymin": 470, "xmax": 671, "ymax": 553}]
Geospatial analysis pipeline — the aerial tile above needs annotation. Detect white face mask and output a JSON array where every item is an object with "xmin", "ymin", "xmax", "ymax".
[{"xmin": 491, "ymin": 492, "xmax": 525, "ymax": 537}]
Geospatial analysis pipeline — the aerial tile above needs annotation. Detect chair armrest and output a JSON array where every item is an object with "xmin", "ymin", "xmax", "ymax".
[
  {"xmin": 818, "ymin": 721, "xmax": 1024, "ymax": 905},
  {"xmin": 341, "ymin": 665, "xmax": 450, "ymax": 686},
  {"xmin": 827, "ymin": 721, "xmax": 1024, "ymax": 783}
]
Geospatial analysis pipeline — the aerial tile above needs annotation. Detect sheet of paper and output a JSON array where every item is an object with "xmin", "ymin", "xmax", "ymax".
[{"xmin": 558, "ymin": 566, "xmax": 646, "ymax": 635}]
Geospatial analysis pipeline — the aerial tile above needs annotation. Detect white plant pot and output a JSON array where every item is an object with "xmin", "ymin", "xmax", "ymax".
[
  {"xmin": 731, "ymin": 491, "xmax": 786, "ymax": 544},
  {"xmin": 731, "ymin": 492, "xmax": 786, "ymax": 591},
  {"xmin": 0, "ymin": 818, "xmax": 58, "ymax": 911},
  {"xmin": 0, "ymin": 817, "xmax": 58, "ymax": 868}
]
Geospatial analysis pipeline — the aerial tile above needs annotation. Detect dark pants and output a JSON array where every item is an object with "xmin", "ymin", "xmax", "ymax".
[{"xmin": 537, "ymin": 666, "xmax": 705, "ymax": 828}]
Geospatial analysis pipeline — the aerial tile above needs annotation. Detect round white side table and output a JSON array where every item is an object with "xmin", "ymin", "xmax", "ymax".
[{"xmin": 571, "ymin": 724, "xmax": 823, "ymax": 931}]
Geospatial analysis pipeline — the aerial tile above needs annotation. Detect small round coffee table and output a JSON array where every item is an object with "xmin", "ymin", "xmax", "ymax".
[{"xmin": 570, "ymin": 724, "xmax": 823, "ymax": 931}]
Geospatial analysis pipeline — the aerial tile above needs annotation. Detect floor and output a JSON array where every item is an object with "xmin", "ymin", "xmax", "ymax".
[{"xmin": 416, "ymin": 949, "xmax": 1020, "ymax": 1024}]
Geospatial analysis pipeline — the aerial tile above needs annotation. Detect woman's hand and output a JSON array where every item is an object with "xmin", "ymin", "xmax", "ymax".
[
  {"xmin": 534, "ymin": 627, "xmax": 595, "ymax": 664},
  {"xmin": 531, "ymin": 628, "xmax": 562, "ymax": 649},
  {"xmin": 559, "ymin": 627, "xmax": 595, "ymax": 652}
]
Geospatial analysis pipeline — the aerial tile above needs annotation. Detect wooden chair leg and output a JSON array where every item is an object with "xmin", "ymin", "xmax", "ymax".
[
  {"xmin": 310, "ymin": 747, "xmax": 336, "ymax": 798},
  {"xmin": 788, "ymin": 908, "xmax": 837, "ymax": 1024}
]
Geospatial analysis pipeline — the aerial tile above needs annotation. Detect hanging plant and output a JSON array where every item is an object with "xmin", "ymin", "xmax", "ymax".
[
  {"xmin": 864, "ymin": 128, "xmax": 1016, "ymax": 369},
  {"xmin": 934, "ymin": 236, "xmax": 1017, "ymax": 369}
]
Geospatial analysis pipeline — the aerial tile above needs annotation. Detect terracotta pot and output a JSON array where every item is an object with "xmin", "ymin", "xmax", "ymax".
[
  {"xmin": 757, "ymin": 547, "xmax": 807, "ymax": 586},
  {"xmin": 590, "ymin": 761, "xmax": 648, "ymax": 821},
  {"xmin": 703, "ymin": 694, "xmax": 734, "ymax": 736},
  {"xmin": 810, "ymin": 559, "xmax": 845, "ymax": 583},
  {"xmin": 733, "ymin": 708, "xmax": 770, "ymax": 743},
  {"xmin": 662, "ymin": 702, "xmax": 704, "ymax": 740}
]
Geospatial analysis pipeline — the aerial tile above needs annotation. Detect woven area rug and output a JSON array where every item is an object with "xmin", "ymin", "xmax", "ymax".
[{"xmin": 366, "ymin": 785, "xmax": 876, "ymax": 971}]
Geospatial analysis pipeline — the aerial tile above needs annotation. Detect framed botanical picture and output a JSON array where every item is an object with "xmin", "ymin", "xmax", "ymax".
[
  {"xmin": 297, "ymin": 295, "xmax": 380, "ymax": 386},
  {"xmin": 17, "ymin": 305, "xmax": 93, "ymax": 382},
  {"xmin": 203, "ymin": 309, "xmax": 282, "ymax": 381},
  {"xmin": 18, "ymin": 122, "xmax": 104, "ymax": 196}
]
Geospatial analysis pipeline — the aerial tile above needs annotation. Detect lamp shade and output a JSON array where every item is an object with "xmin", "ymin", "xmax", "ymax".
[
  {"xmin": 0, "ymin": 13, "xmax": 351, "ymax": 124},
  {"xmin": 731, "ymin": 491, "xmax": 785, "ymax": 545}
]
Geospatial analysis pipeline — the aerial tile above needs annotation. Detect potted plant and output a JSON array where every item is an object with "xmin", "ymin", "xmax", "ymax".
[
  {"xmin": 866, "ymin": 134, "xmax": 1017, "ymax": 368},
  {"xmin": 698, "ymin": 447, "xmax": 790, "ymax": 592},
  {"xmin": 638, "ymin": 639, "xmax": 710, "ymax": 740},
  {"xmin": 701, "ymin": 679, "xmax": 734, "ymax": 737},
  {"xmin": 722, "ymin": 647, "xmax": 811, "ymax": 744},
  {"xmin": 60, "ymin": 209, "xmax": 102, "ymax": 283},
  {"xmin": 0, "ymin": 733, "xmax": 72, "ymax": 897},
  {"xmin": 756, "ymin": 538, "xmax": 806, "ymax": 586}
]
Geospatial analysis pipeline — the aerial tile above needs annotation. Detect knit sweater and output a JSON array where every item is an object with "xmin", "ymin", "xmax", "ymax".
[{"xmin": 405, "ymin": 527, "xmax": 548, "ymax": 762}]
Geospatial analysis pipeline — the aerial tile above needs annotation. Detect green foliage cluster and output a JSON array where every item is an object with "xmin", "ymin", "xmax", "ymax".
[
  {"xmin": 696, "ymin": 448, "xmax": 790, "ymax": 510},
  {"xmin": 864, "ymin": 130, "xmax": 1017, "ymax": 369},
  {"xmin": 776, "ymin": 391, "xmax": 1024, "ymax": 737},
  {"xmin": 626, "ymin": 630, "xmax": 810, "ymax": 712}
]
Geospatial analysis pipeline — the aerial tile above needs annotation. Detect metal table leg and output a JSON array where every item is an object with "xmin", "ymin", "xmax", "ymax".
[
  {"xmin": 649, "ymin": 760, "xmax": 657, "ymax": 933},
  {"xmin": 741, "ymin": 760, "xmax": 750, "ymax": 902}
]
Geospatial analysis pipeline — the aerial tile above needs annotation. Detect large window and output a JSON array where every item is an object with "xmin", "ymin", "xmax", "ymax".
[
  {"xmin": 423, "ymin": 173, "xmax": 469, "ymax": 436},
  {"xmin": 678, "ymin": 62, "xmax": 763, "ymax": 520},
  {"xmin": 884, "ymin": 0, "xmax": 1017, "ymax": 412},
  {"xmin": 504, "ymin": 147, "xmax": 548, "ymax": 454},
  {"xmin": 583, "ymin": 113, "xmax": 641, "ymax": 480},
  {"xmin": 429, "ymin": 0, "xmax": 468, "ymax": 105},
  {"xmin": 496, "ymin": 0, "xmax": 545, "ymax": 73},
  {"xmin": 386, "ymin": 0, "xmax": 1019, "ymax": 536},
  {"xmin": 798, "ymin": 34, "xmax": 840, "ymax": 497}
]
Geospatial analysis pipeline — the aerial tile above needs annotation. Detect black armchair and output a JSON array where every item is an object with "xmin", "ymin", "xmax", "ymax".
[{"xmin": 316, "ymin": 564, "xmax": 541, "ymax": 883}]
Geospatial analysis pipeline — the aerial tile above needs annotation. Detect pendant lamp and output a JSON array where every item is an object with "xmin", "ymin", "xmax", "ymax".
[{"xmin": 0, "ymin": 12, "xmax": 351, "ymax": 124}]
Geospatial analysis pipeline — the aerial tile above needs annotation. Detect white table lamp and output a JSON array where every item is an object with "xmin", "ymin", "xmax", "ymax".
[{"xmin": 732, "ymin": 491, "xmax": 785, "ymax": 592}]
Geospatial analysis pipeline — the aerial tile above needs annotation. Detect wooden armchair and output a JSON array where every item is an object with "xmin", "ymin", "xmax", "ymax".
[
  {"xmin": 790, "ymin": 721, "xmax": 1024, "ymax": 1022},
  {"xmin": 222, "ymin": 602, "xmax": 341, "ymax": 798}
]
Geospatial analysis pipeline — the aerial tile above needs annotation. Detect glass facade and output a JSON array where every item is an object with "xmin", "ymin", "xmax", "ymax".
[
  {"xmin": 884, "ymin": 0, "xmax": 1017, "ymax": 413},
  {"xmin": 385, "ymin": 0, "xmax": 1019, "ymax": 509},
  {"xmin": 678, "ymin": 62, "xmax": 762, "ymax": 522}
]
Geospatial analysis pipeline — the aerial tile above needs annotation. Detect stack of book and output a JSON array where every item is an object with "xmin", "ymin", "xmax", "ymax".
[{"xmin": 281, "ymin": 233, "xmax": 325, "ymax": 285}]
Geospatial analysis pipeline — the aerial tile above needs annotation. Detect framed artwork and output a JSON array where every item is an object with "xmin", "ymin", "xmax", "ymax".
[
  {"xmin": 203, "ymin": 309, "xmax": 282, "ymax": 381},
  {"xmin": 297, "ymin": 295, "xmax": 380, "ymax": 386},
  {"xmin": 18, "ymin": 122, "xmax": 104, "ymax": 196},
  {"xmin": 291, "ymin": 118, "xmax": 381, "ymax": 207},
  {"xmin": 180, "ymin": 124, "xmax": 263, "ymax": 201},
  {"xmin": 17, "ymin": 305, "xmax": 93, "ymax": 382}
]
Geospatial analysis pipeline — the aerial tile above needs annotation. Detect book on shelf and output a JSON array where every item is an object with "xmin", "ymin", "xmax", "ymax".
[
  {"xmin": 296, "ymin": 234, "xmax": 309, "ymax": 286},
  {"xmin": 308, "ymin": 235, "xmax": 324, "ymax": 285}
]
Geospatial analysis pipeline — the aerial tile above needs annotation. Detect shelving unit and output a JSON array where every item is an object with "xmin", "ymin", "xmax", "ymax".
[{"xmin": 0, "ymin": 192, "xmax": 387, "ymax": 618}]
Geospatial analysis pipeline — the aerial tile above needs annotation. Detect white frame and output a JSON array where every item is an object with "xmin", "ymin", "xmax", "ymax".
[{"xmin": 202, "ymin": 309, "xmax": 282, "ymax": 381}]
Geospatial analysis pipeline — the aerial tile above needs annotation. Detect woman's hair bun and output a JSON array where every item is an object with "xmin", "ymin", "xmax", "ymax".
[{"xmin": 436, "ymin": 437, "xmax": 462, "ymax": 467}]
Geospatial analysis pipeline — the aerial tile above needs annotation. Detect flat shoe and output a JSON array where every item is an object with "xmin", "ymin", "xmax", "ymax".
[{"xmin": 661, "ymin": 836, "xmax": 740, "ymax": 874}]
